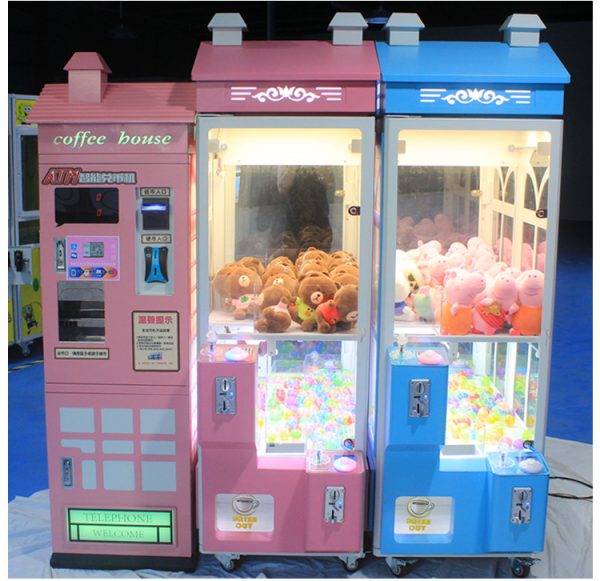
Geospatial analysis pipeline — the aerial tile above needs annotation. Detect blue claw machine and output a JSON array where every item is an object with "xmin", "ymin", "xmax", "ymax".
[{"xmin": 370, "ymin": 13, "xmax": 570, "ymax": 577}]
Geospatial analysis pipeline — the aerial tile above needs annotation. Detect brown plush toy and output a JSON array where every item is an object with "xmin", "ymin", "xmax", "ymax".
[
  {"xmin": 289, "ymin": 272, "xmax": 337, "ymax": 332},
  {"xmin": 255, "ymin": 297, "xmax": 292, "ymax": 333},
  {"xmin": 238, "ymin": 256, "xmax": 266, "ymax": 277},
  {"xmin": 298, "ymin": 261, "xmax": 330, "ymax": 279},
  {"xmin": 225, "ymin": 266, "xmax": 263, "ymax": 320},
  {"xmin": 314, "ymin": 284, "xmax": 359, "ymax": 333},
  {"xmin": 263, "ymin": 273, "xmax": 298, "ymax": 299},
  {"xmin": 262, "ymin": 262, "xmax": 297, "ymax": 284},
  {"xmin": 330, "ymin": 264, "xmax": 359, "ymax": 280},
  {"xmin": 327, "ymin": 250, "xmax": 357, "ymax": 270}
]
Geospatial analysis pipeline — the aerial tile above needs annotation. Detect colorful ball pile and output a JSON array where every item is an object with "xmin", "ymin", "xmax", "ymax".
[
  {"xmin": 260, "ymin": 368, "xmax": 356, "ymax": 449},
  {"xmin": 447, "ymin": 369, "xmax": 534, "ymax": 449}
]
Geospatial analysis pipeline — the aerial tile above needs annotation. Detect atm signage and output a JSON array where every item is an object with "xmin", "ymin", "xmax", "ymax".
[
  {"xmin": 67, "ymin": 508, "xmax": 174, "ymax": 544},
  {"xmin": 42, "ymin": 167, "xmax": 137, "ymax": 185}
]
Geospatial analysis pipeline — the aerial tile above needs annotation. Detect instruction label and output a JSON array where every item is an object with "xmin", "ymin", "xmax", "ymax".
[
  {"xmin": 132, "ymin": 311, "xmax": 179, "ymax": 371},
  {"xmin": 55, "ymin": 348, "xmax": 109, "ymax": 360}
]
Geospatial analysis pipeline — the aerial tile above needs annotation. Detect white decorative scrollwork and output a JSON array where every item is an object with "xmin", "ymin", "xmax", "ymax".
[
  {"xmin": 251, "ymin": 86, "xmax": 321, "ymax": 103},
  {"xmin": 441, "ymin": 89, "xmax": 510, "ymax": 106}
]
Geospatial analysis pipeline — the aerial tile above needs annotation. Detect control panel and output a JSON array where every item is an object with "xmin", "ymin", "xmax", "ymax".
[{"xmin": 136, "ymin": 187, "xmax": 174, "ymax": 295}]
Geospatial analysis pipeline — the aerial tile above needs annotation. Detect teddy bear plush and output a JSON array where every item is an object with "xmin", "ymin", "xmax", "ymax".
[
  {"xmin": 254, "ymin": 286, "xmax": 293, "ymax": 333},
  {"xmin": 327, "ymin": 250, "xmax": 357, "ymax": 271},
  {"xmin": 314, "ymin": 284, "xmax": 359, "ymax": 333},
  {"xmin": 298, "ymin": 261, "xmax": 330, "ymax": 279},
  {"xmin": 225, "ymin": 266, "xmax": 263, "ymax": 320},
  {"xmin": 212, "ymin": 263, "xmax": 237, "ymax": 300},
  {"xmin": 237, "ymin": 256, "xmax": 266, "ymax": 277},
  {"xmin": 263, "ymin": 272, "xmax": 298, "ymax": 298},
  {"xmin": 289, "ymin": 272, "xmax": 337, "ymax": 332}
]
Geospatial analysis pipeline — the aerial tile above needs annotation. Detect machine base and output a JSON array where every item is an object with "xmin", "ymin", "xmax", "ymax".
[{"xmin": 50, "ymin": 550, "xmax": 199, "ymax": 573}]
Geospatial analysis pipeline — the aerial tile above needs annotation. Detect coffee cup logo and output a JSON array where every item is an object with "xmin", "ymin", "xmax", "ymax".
[
  {"xmin": 407, "ymin": 497, "xmax": 435, "ymax": 518},
  {"xmin": 232, "ymin": 495, "xmax": 260, "ymax": 516}
]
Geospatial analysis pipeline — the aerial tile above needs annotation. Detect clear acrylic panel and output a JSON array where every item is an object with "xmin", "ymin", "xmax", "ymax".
[
  {"xmin": 446, "ymin": 341, "xmax": 538, "ymax": 451},
  {"xmin": 207, "ymin": 127, "xmax": 362, "ymax": 336},
  {"xmin": 256, "ymin": 341, "xmax": 357, "ymax": 454},
  {"xmin": 395, "ymin": 129, "xmax": 550, "ymax": 338}
]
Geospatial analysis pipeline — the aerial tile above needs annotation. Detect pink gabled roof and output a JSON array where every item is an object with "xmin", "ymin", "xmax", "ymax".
[
  {"xmin": 64, "ymin": 52, "xmax": 112, "ymax": 73},
  {"xmin": 192, "ymin": 40, "xmax": 380, "ymax": 82},
  {"xmin": 28, "ymin": 82, "xmax": 196, "ymax": 124}
]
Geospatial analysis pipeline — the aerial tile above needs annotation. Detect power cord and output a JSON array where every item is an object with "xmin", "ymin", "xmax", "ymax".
[
  {"xmin": 549, "ymin": 476, "xmax": 593, "ymax": 501},
  {"xmin": 523, "ymin": 440, "xmax": 592, "ymax": 501}
]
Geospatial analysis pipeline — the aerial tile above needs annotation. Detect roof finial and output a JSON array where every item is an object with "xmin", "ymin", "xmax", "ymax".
[
  {"xmin": 500, "ymin": 14, "xmax": 546, "ymax": 47},
  {"xmin": 328, "ymin": 13, "xmax": 368, "ymax": 46},
  {"xmin": 385, "ymin": 13, "xmax": 425, "ymax": 46},
  {"xmin": 63, "ymin": 52, "xmax": 111, "ymax": 103},
  {"xmin": 208, "ymin": 13, "xmax": 247, "ymax": 46}
]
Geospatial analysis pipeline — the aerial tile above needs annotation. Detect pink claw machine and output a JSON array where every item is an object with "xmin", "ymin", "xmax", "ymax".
[
  {"xmin": 29, "ymin": 53, "xmax": 198, "ymax": 571},
  {"xmin": 193, "ymin": 13, "xmax": 378, "ymax": 572}
]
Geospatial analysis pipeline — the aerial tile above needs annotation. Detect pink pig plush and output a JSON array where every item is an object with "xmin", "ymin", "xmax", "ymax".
[
  {"xmin": 472, "ymin": 272, "xmax": 519, "ymax": 335},
  {"xmin": 441, "ymin": 270, "xmax": 487, "ymax": 335},
  {"xmin": 510, "ymin": 270, "xmax": 544, "ymax": 336}
]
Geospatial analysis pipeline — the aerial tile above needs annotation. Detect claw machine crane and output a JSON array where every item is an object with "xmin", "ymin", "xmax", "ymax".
[
  {"xmin": 370, "ymin": 14, "xmax": 570, "ymax": 577},
  {"xmin": 29, "ymin": 53, "xmax": 199, "ymax": 571},
  {"xmin": 193, "ymin": 13, "xmax": 378, "ymax": 572},
  {"xmin": 8, "ymin": 94, "xmax": 43, "ymax": 356}
]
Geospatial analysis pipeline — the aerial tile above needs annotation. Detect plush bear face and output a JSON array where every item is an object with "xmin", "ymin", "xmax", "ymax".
[
  {"xmin": 225, "ymin": 266, "xmax": 263, "ymax": 299},
  {"xmin": 297, "ymin": 273, "xmax": 337, "ymax": 309},
  {"xmin": 334, "ymin": 284, "xmax": 359, "ymax": 325}
]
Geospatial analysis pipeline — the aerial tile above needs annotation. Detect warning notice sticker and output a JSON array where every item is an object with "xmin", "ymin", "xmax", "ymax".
[{"xmin": 132, "ymin": 311, "xmax": 179, "ymax": 372}]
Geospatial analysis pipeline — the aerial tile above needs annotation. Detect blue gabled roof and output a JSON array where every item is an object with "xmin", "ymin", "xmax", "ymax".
[{"xmin": 376, "ymin": 41, "xmax": 570, "ymax": 85}]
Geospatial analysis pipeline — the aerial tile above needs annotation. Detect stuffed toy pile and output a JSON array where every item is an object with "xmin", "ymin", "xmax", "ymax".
[
  {"xmin": 395, "ymin": 226, "xmax": 545, "ymax": 336},
  {"xmin": 212, "ymin": 247, "xmax": 359, "ymax": 334}
]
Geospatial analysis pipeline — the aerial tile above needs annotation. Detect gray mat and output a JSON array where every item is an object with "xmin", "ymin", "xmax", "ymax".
[{"xmin": 8, "ymin": 437, "xmax": 592, "ymax": 578}]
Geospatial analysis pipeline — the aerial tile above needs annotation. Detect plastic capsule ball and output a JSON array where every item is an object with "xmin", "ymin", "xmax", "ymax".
[
  {"xmin": 291, "ymin": 428, "xmax": 302, "ymax": 440},
  {"xmin": 504, "ymin": 414, "xmax": 515, "ymax": 427}
]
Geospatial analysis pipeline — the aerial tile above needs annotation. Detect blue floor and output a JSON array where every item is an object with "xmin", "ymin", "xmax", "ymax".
[{"xmin": 7, "ymin": 221, "xmax": 593, "ymax": 501}]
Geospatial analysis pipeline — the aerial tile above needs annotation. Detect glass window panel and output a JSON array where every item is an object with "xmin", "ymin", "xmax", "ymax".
[
  {"xmin": 447, "ymin": 341, "xmax": 538, "ymax": 451},
  {"xmin": 256, "ymin": 341, "xmax": 356, "ymax": 454},
  {"xmin": 394, "ymin": 129, "xmax": 551, "ymax": 338},
  {"xmin": 535, "ymin": 228, "xmax": 547, "ymax": 272},
  {"xmin": 18, "ymin": 219, "xmax": 40, "ymax": 244},
  {"xmin": 207, "ymin": 127, "xmax": 362, "ymax": 336},
  {"xmin": 539, "ymin": 181, "xmax": 548, "ymax": 212},
  {"xmin": 524, "ymin": 173, "xmax": 537, "ymax": 211},
  {"xmin": 20, "ymin": 136, "xmax": 39, "ymax": 212},
  {"xmin": 505, "ymin": 170, "xmax": 515, "ymax": 204},
  {"xmin": 58, "ymin": 281, "xmax": 105, "ymax": 342}
]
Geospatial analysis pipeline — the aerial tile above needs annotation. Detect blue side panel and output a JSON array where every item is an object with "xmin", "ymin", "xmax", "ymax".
[
  {"xmin": 380, "ymin": 449, "xmax": 489, "ymax": 555},
  {"xmin": 383, "ymin": 83, "xmax": 565, "ymax": 116}
]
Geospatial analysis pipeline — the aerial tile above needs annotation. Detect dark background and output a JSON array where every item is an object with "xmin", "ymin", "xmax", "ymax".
[{"xmin": 9, "ymin": 1, "xmax": 593, "ymax": 221}]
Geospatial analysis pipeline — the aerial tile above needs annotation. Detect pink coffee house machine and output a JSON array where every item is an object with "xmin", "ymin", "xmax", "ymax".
[
  {"xmin": 193, "ymin": 14, "xmax": 378, "ymax": 571},
  {"xmin": 29, "ymin": 53, "xmax": 199, "ymax": 571}
]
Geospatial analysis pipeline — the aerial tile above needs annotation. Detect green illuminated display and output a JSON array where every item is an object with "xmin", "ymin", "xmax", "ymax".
[{"xmin": 67, "ymin": 508, "xmax": 173, "ymax": 544}]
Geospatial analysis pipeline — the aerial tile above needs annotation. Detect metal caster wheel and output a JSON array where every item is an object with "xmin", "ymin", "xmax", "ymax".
[
  {"xmin": 221, "ymin": 559, "xmax": 237, "ymax": 572},
  {"xmin": 215, "ymin": 554, "xmax": 240, "ymax": 572},
  {"xmin": 386, "ymin": 558, "xmax": 410, "ymax": 577},
  {"xmin": 20, "ymin": 345, "xmax": 31, "ymax": 357},
  {"xmin": 342, "ymin": 558, "xmax": 360, "ymax": 572},
  {"xmin": 511, "ymin": 559, "xmax": 531, "ymax": 578}
]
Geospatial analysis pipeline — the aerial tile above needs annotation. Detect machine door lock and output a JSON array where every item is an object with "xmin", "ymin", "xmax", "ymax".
[
  {"xmin": 216, "ymin": 376, "xmax": 237, "ymax": 415},
  {"xmin": 511, "ymin": 487, "xmax": 532, "ymax": 524},
  {"xmin": 409, "ymin": 379, "xmax": 430, "ymax": 418},
  {"xmin": 324, "ymin": 486, "xmax": 345, "ymax": 523}
]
